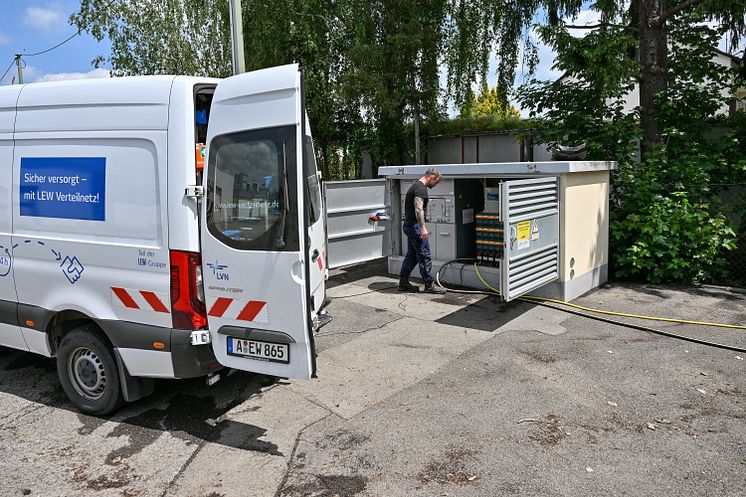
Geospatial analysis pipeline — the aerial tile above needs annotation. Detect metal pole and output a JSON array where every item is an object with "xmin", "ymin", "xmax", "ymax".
[
  {"xmin": 414, "ymin": 112, "xmax": 420, "ymax": 165},
  {"xmin": 228, "ymin": 0, "xmax": 246, "ymax": 75},
  {"xmin": 414, "ymin": 99, "xmax": 421, "ymax": 165},
  {"xmin": 15, "ymin": 55, "xmax": 23, "ymax": 84}
]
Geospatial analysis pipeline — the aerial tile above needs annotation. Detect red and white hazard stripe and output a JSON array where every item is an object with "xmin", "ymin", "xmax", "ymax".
[
  {"xmin": 111, "ymin": 287, "xmax": 170, "ymax": 313},
  {"xmin": 207, "ymin": 297, "xmax": 269, "ymax": 324}
]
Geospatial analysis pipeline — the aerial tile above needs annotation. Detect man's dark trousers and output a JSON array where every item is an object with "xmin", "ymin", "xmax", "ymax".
[{"xmin": 400, "ymin": 222, "xmax": 433, "ymax": 284}]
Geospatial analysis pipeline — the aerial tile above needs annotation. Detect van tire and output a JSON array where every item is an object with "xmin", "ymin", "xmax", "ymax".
[{"xmin": 56, "ymin": 325, "xmax": 124, "ymax": 416}]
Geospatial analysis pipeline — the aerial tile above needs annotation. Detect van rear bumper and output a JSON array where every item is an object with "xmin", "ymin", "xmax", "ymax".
[
  {"xmin": 170, "ymin": 329, "xmax": 223, "ymax": 378},
  {"xmin": 97, "ymin": 320, "xmax": 222, "ymax": 379}
]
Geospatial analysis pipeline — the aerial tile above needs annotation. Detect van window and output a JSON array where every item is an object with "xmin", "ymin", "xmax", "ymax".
[
  {"xmin": 206, "ymin": 125, "xmax": 299, "ymax": 251},
  {"xmin": 304, "ymin": 136, "xmax": 322, "ymax": 224}
]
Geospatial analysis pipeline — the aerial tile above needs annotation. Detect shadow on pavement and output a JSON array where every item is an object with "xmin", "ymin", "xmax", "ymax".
[
  {"xmin": 435, "ymin": 297, "xmax": 536, "ymax": 332},
  {"xmin": 609, "ymin": 281, "xmax": 746, "ymax": 302},
  {"xmin": 0, "ymin": 347, "xmax": 282, "ymax": 457},
  {"xmin": 327, "ymin": 258, "xmax": 390, "ymax": 289}
]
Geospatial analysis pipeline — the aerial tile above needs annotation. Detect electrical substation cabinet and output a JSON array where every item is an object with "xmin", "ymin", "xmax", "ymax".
[{"xmin": 376, "ymin": 161, "xmax": 617, "ymax": 302}]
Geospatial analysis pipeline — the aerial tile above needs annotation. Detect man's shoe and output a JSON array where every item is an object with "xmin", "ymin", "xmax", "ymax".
[
  {"xmin": 424, "ymin": 284, "xmax": 447, "ymax": 294},
  {"xmin": 398, "ymin": 278, "xmax": 419, "ymax": 292}
]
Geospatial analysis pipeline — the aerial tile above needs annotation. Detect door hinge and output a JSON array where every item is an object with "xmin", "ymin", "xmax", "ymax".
[{"xmin": 185, "ymin": 185, "xmax": 205, "ymax": 199}]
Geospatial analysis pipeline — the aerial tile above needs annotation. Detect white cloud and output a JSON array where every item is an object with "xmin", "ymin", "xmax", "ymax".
[
  {"xmin": 34, "ymin": 68, "xmax": 111, "ymax": 82},
  {"xmin": 2, "ymin": 66, "xmax": 111, "ymax": 85},
  {"xmin": 8, "ymin": 65, "xmax": 42, "ymax": 84},
  {"xmin": 23, "ymin": 6, "xmax": 65, "ymax": 32}
]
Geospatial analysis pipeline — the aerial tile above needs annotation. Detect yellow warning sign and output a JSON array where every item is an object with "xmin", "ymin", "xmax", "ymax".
[{"xmin": 517, "ymin": 220, "xmax": 530, "ymax": 240}]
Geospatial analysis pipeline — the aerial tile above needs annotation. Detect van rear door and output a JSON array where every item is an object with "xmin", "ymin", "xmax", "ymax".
[{"xmin": 200, "ymin": 64, "xmax": 316, "ymax": 379}]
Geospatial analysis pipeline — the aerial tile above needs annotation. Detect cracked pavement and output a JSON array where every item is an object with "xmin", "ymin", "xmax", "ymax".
[{"xmin": 1, "ymin": 259, "xmax": 746, "ymax": 497}]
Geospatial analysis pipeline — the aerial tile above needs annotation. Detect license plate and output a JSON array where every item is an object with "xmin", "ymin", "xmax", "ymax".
[{"xmin": 227, "ymin": 337, "xmax": 289, "ymax": 364}]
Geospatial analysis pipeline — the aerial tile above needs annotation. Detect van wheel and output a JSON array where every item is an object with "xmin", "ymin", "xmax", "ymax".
[{"xmin": 56, "ymin": 326, "xmax": 124, "ymax": 416}]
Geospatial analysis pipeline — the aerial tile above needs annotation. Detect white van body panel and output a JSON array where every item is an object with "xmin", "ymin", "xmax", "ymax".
[
  {"xmin": 167, "ymin": 77, "xmax": 219, "ymax": 253},
  {"xmin": 12, "ymin": 130, "xmax": 172, "ymax": 328},
  {"xmin": 12, "ymin": 78, "xmax": 176, "ymax": 362},
  {"xmin": 22, "ymin": 327, "xmax": 52, "ymax": 357},
  {"xmin": 14, "ymin": 76, "xmax": 174, "ymax": 132},
  {"xmin": 0, "ymin": 85, "xmax": 26, "ymax": 351}
]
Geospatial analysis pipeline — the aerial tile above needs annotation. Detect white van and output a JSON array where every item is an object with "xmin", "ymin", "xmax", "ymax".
[{"xmin": 0, "ymin": 64, "xmax": 328, "ymax": 415}]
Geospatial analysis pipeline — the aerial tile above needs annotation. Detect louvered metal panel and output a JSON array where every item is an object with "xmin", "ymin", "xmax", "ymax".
[{"xmin": 501, "ymin": 177, "xmax": 560, "ymax": 301}]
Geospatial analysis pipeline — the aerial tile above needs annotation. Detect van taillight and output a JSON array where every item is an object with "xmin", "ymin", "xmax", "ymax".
[{"xmin": 170, "ymin": 250, "xmax": 207, "ymax": 330}]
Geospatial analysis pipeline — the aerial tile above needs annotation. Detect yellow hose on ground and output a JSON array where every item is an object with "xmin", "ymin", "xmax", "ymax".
[{"xmin": 470, "ymin": 262, "xmax": 746, "ymax": 331}]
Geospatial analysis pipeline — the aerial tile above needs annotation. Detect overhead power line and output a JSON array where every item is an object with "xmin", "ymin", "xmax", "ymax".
[
  {"xmin": 22, "ymin": 29, "xmax": 82, "ymax": 58},
  {"xmin": 10, "ymin": 28, "xmax": 82, "ymax": 84},
  {"xmin": 0, "ymin": 59, "xmax": 15, "ymax": 82},
  {"xmin": 22, "ymin": 0, "xmax": 118, "ymax": 58}
]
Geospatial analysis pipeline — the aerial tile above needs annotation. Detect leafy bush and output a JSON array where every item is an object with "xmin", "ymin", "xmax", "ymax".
[
  {"xmin": 612, "ymin": 192, "xmax": 736, "ymax": 284},
  {"xmin": 609, "ymin": 139, "xmax": 744, "ymax": 284}
]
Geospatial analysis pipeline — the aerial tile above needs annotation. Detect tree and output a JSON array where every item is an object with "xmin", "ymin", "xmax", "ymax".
[
  {"xmin": 339, "ymin": 0, "xmax": 449, "ymax": 167},
  {"xmin": 461, "ymin": 83, "xmax": 520, "ymax": 118},
  {"xmin": 71, "ymin": 1, "xmax": 745, "ymax": 170},
  {"xmin": 72, "ymin": 0, "xmax": 453, "ymax": 172},
  {"xmin": 72, "ymin": 0, "xmax": 232, "ymax": 77},
  {"xmin": 518, "ymin": 7, "xmax": 746, "ymax": 284},
  {"xmin": 446, "ymin": 0, "xmax": 745, "ymax": 158},
  {"xmin": 515, "ymin": 21, "xmax": 641, "ymax": 160},
  {"xmin": 532, "ymin": 0, "xmax": 746, "ymax": 158}
]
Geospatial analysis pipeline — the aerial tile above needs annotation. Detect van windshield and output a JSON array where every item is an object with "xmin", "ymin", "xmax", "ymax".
[{"xmin": 206, "ymin": 125, "xmax": 299, "ymax": 251}]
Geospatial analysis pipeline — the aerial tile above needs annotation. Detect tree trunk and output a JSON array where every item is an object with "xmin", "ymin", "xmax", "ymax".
[{"xmin": 638, "ymin": 0, "xmax": 668, "ymax": 158}]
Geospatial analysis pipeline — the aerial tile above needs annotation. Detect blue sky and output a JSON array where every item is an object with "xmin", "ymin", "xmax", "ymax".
[{"xmin": 0, "ymin": 1, "xmax": 110, "ymax": 84}]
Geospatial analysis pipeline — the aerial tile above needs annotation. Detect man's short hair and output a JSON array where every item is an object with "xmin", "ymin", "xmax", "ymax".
[{"xmin": 425, "ymin": 168, "xmax": 442, "ymax": 179}]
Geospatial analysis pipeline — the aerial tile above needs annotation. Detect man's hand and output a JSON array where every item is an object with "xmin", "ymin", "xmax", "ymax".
[{"xmin": 421, "ymin": 226, "xmax": 429, "ymax": 240}]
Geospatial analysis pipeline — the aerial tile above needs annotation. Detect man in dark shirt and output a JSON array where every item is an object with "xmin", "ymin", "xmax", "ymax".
[{"xmin": 399, "ymin": 169, "xmax": 446, "ymax": 293}]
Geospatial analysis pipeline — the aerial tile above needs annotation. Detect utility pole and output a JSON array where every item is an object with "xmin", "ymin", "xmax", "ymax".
[
  {"xmin": 414, "ymin": 112, "xmax": 421, "ymax": 165},
  {"xmin": 14, "ymin": 55, "xmax": 23, "ymax": 84},
  {"xmin": 414, "ymin": 98, "xmax": 421, "ymax": 165},
  {"xmin": 228, "ymin": 0, "xmax": 246, "ymax": 75}
]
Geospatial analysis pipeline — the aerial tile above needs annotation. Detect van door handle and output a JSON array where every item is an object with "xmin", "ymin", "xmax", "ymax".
[{"xmin": 311, "ymin": 249, "xmax": 320, "ymax": 262}]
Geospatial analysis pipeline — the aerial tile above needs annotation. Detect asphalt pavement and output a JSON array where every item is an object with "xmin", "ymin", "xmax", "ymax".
[{"xmin": 1, "ymin": 259, "xmax": 745, "ymax": 497}]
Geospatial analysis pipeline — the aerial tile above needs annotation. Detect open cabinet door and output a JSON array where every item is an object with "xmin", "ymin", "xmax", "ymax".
[
  {"xmin": 200, "ymin": 64, "xmax": 316, "ymax": 379},
  {"xmin": 324, "ymin": 179, "xmax": 392, "ymax": 269},
  {"xmin": 501, "ymin": 177, "xmax": 560, "ymax": 301}
]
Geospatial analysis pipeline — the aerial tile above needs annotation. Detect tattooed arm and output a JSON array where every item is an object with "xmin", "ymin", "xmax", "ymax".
[{"xmin": 414, "ymin": 197, "xmax": 428, "ymax": 239}]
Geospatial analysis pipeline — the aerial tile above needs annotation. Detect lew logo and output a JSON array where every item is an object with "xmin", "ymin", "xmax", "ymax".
[{"xmin": 206, "ymin": 261, "xmax": 230, "ymax": 281}]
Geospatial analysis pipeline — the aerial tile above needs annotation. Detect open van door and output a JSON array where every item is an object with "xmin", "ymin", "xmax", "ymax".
[{"xmin": 200, "ymin": 64, "xmax": 317, "ymax": 379}]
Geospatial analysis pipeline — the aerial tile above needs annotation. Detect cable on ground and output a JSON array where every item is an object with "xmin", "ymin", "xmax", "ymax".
[{"xmin": 432, "ymin": 258, "xmax": 746, "ymax": 353}]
